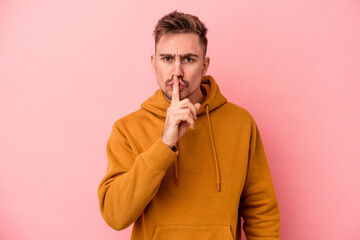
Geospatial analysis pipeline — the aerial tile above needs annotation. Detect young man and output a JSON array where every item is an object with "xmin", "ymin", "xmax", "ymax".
[{"xmin": 98, "ymin": 11, "xmax": 280, "ymax": 240}]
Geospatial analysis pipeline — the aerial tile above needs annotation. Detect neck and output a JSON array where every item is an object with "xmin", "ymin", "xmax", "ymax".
[{"xmin": 188, "ymin": 86, "xmax": 206, "ymax": 105}]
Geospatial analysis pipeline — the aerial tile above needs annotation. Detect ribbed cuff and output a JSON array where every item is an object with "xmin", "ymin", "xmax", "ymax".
[{"xmin": 143, "ymin": 137, "xmax": 179, "ymax": 172}]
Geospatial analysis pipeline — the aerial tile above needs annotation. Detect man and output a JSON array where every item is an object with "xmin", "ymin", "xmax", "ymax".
[{"xmin": 98, "ymin": 10, "xmax": 280, "ymax": 240}]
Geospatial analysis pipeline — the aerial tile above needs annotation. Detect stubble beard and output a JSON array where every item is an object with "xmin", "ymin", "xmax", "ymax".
[
  {"xmin": 164, "ymin": 87, "xmax": 200, "ymax": 102},
  {"xmin": 163, "ymin": 76, "xmax": 191, "ymax": 101},
  {"xmin": 164, "ymin": 88, "xmax": 189, "ymax": 101}
]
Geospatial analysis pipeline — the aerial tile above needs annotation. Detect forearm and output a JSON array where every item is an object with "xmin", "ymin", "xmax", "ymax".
[{"xmin": 98, "ymin": 137, "xmax": 177, "ymax": 230}]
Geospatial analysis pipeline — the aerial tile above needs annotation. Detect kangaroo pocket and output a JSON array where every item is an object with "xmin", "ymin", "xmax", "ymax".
[{"xmin": 152, "ymin": 225, "xmax": 234, "ymax": 240}]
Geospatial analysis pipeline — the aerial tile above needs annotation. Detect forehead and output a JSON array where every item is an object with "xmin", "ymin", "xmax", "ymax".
[{"xmin": 156, "ymin": 33, "xmax": 203, "ymax": 55}]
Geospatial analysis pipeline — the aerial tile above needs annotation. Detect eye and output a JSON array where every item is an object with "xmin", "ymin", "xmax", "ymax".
[
  {"xmin": 184, "ymin": 58, "xmax": 193, "ymax": 63},
  {"xmin": 162, "ymin": 57, "xmax": 172, "ymax": 62}
]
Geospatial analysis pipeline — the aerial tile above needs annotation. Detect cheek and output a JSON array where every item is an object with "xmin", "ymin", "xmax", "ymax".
[
  {"xmin": 156, "ymin": 65, "xmax": 171, "ymax": 78},
  {"xmin": 186, "ymin": 66, "xmax": 204, "ymax": 80},
  {"xmin": 186, "ymin": 64, "xmax": 204, "ymax": 75},
  {"xmin": 155, "ymin": 73, "xmax": 168, "ymax": 89}
]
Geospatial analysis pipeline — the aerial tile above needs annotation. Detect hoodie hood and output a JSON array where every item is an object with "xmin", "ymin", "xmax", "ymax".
[{"xmin": 141, "ymin": 75, "xmax": 227, "ymax": 118}]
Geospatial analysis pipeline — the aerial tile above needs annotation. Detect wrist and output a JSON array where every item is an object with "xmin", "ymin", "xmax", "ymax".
[{"xmin": 161, "ymin": 137, "xmax": 175, "ymax": 150}]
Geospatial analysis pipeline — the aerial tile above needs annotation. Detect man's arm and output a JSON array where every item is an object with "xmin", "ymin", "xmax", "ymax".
[
  {"xmin": 97, "ymin": 122, "xmax": 178, "ymax": 230},
  {"xmin": 98, "ymin": 76, "xmax": 200, "ymax": 230},
  {"xmin": 239, "ymin": 118, "xmax": 280, "ymax": 239}
]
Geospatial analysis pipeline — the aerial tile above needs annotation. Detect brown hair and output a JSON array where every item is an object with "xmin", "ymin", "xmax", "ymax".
[{"xmin": 153, "ymin": 10, "xmax": 208, "ymax": 56}]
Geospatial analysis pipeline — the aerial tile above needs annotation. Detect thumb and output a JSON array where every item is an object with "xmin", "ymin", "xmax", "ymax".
[{"xmin": 194, "ymin": 103, "xmax": 201, "ymax": 112}]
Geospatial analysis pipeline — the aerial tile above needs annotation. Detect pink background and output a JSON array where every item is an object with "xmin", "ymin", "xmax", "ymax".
[{"xmin": 1, "ymin": 0, "xmax": 359, "ymax": 239}]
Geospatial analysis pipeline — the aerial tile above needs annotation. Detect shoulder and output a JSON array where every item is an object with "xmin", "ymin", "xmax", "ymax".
[
  {"xmin": 218, "ymin": 102, "xmax": 255, "ymax": 123},
  {"xmin": 112, "ymin": 108, "xmax": 149, "ymax": 129}
]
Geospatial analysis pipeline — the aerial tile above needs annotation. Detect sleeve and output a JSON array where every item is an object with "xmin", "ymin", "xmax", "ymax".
[
  {"xmin": 239, "ymin": 118, "xmax": 280, "ymax": 240},
  {"xmin": 97, "ymin": 122, "xmax": 178, "ymax": 230}
]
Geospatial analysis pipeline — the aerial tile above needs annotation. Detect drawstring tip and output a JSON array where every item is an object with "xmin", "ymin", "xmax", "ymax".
[
  {"xmin": 217, "ymin": 183, "xmax": 221, "ymax": 192},
  {"xmin": 175, "ymin": 177, "xmax": 179, "ymax": 186}
]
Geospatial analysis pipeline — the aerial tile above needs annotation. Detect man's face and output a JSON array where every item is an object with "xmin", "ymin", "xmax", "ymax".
[{"xmin": 151, "ymin": 33, "xmax": 210, "ymax": 102}]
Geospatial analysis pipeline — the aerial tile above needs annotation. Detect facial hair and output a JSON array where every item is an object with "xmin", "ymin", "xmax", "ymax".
[{"xmin": 164, "ymin": 76, "xmax": 190, "ymax": 101}]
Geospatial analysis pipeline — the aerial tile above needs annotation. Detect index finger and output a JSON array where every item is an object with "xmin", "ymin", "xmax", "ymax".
[{"xmin": 171, "ymin": 75, "xmax": 180, "ymax": 104}]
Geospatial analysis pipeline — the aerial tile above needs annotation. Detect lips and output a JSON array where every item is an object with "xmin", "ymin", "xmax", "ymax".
[{"xmin": 170, "ymin": 82, "xmax": 184, "ymax": 90}]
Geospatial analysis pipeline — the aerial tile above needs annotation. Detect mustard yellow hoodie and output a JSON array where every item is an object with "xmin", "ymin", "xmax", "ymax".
[{"xmin": 98, "ymin": 75, "xmax": 280, "ymax": 240}]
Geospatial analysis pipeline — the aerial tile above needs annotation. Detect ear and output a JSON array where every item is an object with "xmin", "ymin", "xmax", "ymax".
[
  {"xmin": 202, "ymin": 56, "xmax": 210, "ymax": 76},
  {"xmin": 151, "ymin": 54, "xmax": 156, "ymax": 73}
]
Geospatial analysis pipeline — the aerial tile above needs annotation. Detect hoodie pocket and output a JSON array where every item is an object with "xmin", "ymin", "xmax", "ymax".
[{"xmin": 152, "ymin": 225, "xmax": 234, "ymax": 240}]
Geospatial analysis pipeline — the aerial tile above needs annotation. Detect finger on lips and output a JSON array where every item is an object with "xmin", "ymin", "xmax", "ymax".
[
  {"xmin": 171, "ymin": 75, "xmax": 180, "ymax": 103},
  {"xmin": 169, "ymin": 75, "xmax": 198, "ymax": 128}
]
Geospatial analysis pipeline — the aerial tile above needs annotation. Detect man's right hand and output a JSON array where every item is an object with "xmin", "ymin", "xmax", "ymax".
[{"xmin": 161, "ymin": 76, "xmax": 201, "ymax": 149}]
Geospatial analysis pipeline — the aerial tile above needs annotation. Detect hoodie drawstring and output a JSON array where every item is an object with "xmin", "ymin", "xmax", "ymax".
[
  {"xmin": 174, "ymin": 143, "xmax": 179, "ymax": 186},
  {"xmin": 206, "ymin": 104, "xmax": 221, "ymax": 192}
]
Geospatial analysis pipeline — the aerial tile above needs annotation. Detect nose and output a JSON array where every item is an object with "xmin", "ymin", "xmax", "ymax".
[{"xmin": 172, "ymin": 60, "xmax": 184, "ymax": 78}]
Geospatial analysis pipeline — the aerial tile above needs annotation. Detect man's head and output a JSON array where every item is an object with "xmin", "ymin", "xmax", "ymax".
[
  {"xmin": 153, "ymin": 10, "xmax": 208, "ymax": 56},
  {"xmin": 151, "ymin": 11, "xmax": 210, "ymax": 102}
]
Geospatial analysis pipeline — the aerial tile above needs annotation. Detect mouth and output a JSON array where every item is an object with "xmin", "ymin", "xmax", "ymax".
[
  {"xmin": 166, "ymin": 76, "xmax": 188, "ymax": 91},
  {"xmin": 170, "ymin": 82, "xmax": 184, "ymax": 90}
]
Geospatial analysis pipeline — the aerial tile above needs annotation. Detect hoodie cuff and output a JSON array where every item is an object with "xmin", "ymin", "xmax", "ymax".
[{"xmin": 143, "ymin": 137, "xmax": 179, "ymax": 172}]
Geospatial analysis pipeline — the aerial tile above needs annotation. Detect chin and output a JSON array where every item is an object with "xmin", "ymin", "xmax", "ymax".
[{"xmin": 164, "ymin": 90, "xmax": 189, "ymax": 101}]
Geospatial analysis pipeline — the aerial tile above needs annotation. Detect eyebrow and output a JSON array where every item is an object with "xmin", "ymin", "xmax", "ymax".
[{"xmin": 159, "ymin": 53, "xmax": 199, "ymax": 58}]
